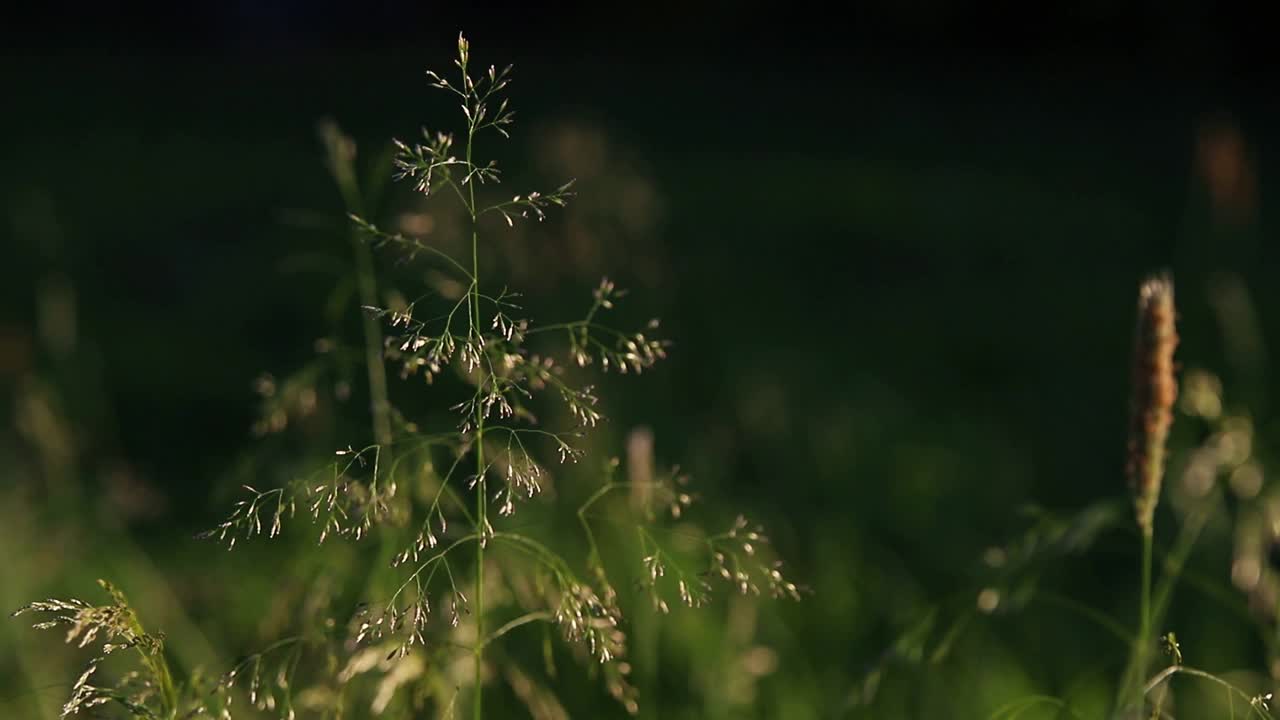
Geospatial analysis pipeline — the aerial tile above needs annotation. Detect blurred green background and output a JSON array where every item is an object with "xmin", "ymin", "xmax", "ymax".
[{"xmin": 3, "ymin": 6, "xmax": 1280, "ymax": 718}]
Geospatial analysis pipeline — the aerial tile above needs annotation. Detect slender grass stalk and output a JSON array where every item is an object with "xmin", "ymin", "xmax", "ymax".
[
  {"xmin": 1138, "ymin": 528, "xmax": 1153, "ymax": 699},
  {"xmin": 322, "ymin": 120, "xmax": 393, "ymax": 450},
  {"xmin": 355, "ymin": 237, "xmax": 394, "ymax": 450},
  {"xmin": 123, "ymin": 613, "xmax": 178, "ymax": 718},
  {"xmin": 1124, "ymin": 273, "xmax": 1178, "ymax": 714},
  {"xmin": 465, "ymin": 100, "xmax": 487, "ymax": 720},
  {"xmin": 1144, "ymin": 664, "xmax": 1275, "ymax": 719},
  {"xmin": 322, "ymin": 122, "xmax": 406, "ymax": 645},
  {"xmin": 474, "ymin": 424, "xmax": 486, "ymax": 720},
  {"xmin": 472, "ymin": 276, "xmax": 486, "ymax": 720},
  {"xmin": 1148, "ymin": 486, "xmax": 1219, "ymax": 651}
]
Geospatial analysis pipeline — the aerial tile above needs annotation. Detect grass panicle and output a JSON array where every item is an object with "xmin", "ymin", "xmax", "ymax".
[
  {"xmin": 1127, "ymin": 272, "xmax": 1179, "ymax": 537},
  {"xmin": 12, "ymin": 32, "xmax": 800, "ymax": 720}
]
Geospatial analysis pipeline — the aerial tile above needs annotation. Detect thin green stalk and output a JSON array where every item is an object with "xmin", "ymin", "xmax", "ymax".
[
  {"xmin": 474, "ymin": 411, "xmax": 485, "ymax": 720},
  {"xmin": 349, "ymin": 203, "xmax": 392, "ymax": 453},
  {"xmin": 1144, "ymin": 665, "xmax": 1274, "ymax": 719},
  {"xmin": 1138, "ymin": 529, "xmax": 1154, "ymax": 710},
  {"xmin": 479, "ymin": 611, "xmax": 554, "ymax": 650},
  {"xmin": 324, "ymin": 120, "xmax": 392, "ymax": 449},
  {"xmin": 332, "ymin": 131, "xmax": 401, "ymax": 622},
  {"xmin": 1150, "ymin": 492, "xmax": 1216, "ymax": 632},
  {"xmin": 637, "ymin": 590, "xmax": 660, "ymax": 720},
  {"xmin": 116, "ymin": 597, "xmax": 177, "ymax": 718},
  {"xmin": 354, "ymin": 237, "xmax": 393, "ymax": 449},
  {"xmin": 1034, "ymin": 590, "xmax": 1133, "ymax": 647},
  {"xmin": 466, "ymin": 116, "xmax": 487, "ymax": 720}
]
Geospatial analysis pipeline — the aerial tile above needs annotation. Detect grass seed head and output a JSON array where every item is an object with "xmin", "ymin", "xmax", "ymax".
[{"xmin": 1127, "ymin": 272, "xmax": 1179, "ymax": 536}]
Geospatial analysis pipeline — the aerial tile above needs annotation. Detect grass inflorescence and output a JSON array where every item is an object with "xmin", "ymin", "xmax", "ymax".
[{"xmin": 12, "ymin": 33, "xmax": 800, "ymax": 720}]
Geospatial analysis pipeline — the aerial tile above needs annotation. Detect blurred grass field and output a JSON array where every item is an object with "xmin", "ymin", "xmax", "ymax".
[{"xmin": 3, "ymin": 34, "xmax": 1280, "ymax": 718}]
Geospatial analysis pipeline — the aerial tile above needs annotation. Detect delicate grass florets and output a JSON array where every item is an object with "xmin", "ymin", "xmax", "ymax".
[{"xmin": 14, "ymin": 32, "xmax": 799, "ymax": 720}]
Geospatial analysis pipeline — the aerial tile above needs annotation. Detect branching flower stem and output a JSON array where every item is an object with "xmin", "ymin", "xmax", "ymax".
[{"xmin": 464, "ymin": 85, "xmax": 488, "ymax": 720}]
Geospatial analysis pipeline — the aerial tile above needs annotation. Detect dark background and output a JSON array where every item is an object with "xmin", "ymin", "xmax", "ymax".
[{"xmin": 3, "ymin": 3, "xmax": 1279, "ymax": 717}]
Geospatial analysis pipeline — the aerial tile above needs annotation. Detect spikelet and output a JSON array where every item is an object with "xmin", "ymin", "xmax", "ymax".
[{"xmin": 1127, "ymin": 273, "xmax": 1179, "ymax": 536}]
